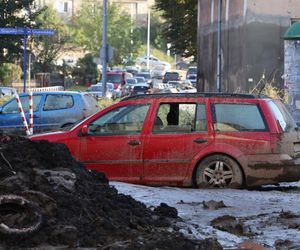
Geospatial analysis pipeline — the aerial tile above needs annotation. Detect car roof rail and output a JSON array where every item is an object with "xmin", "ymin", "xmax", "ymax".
[{"xmin": 121, "ymin": 92, "xmax": 269, "ymax": 101}]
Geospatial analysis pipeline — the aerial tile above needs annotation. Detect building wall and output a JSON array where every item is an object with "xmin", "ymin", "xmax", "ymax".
[
  {"xmin": 34, "ymin": 0, "xmax": 154, "ymax": 25},
  {"xmin": 197, "ymin": 0, "xmax": 300, "ymax": 93}
]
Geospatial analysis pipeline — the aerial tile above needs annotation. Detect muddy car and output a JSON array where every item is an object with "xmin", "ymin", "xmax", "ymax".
[{"xmin": 30, "ymin": 93, "xmax": 300, "ymax": 188}]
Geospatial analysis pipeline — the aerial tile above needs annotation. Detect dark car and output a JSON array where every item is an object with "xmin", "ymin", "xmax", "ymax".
[
  {"xmin": 186, "ymin": 66, "xmax": 197, "ymax": 86},
  {"xmin": 162, "ymin": 71, "xmax": 181, "ymax": 83},
  {"xmin": 31, "ymin": 92, "xmax": 300, "ymax": 189},
  {"xmin": 130, "ymin": 83, "xmax": 150, "ymax": 96},
  {"xmin": 0, "ymin": 91, "xmax": 99, "ymax": 134},
  {"xmin": 135, "ymin": 72, "xmax": 153, "ymax": 88}
]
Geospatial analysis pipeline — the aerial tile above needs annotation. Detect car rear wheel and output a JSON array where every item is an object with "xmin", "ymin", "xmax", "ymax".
[{"xmin": 195, "ymin": 155, "xmax": 243, "ymax": 188}]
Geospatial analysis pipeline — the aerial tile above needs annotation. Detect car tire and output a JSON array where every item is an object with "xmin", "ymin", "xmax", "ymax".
[{"xmin": 195, "ymin": 155, "xmax": 243, "ymax": 188}]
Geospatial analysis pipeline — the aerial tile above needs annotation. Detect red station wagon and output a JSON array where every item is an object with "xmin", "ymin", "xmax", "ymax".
[{"xmin": 30, "ymin": 93, "xmax": 300, "ymax": 188}]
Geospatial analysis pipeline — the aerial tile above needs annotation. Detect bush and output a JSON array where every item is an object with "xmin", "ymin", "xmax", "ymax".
[{"xmin": 0, "ymin": 63, "xmax": 22, "ymax": 86}]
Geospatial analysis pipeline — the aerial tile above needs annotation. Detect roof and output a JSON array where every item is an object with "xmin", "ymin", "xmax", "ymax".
[
  {"xmin": 122, "ymin": 92, "xmax": 269, "ymax": 101},
  {"xmin": 284, "ymin": 21, "xmax": 300, "ymax": 40}
]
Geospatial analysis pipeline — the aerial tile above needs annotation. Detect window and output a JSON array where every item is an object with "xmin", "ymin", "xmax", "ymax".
[
  {"xmin": 64, "ymin": 2, "xmax": 68, "ymax": 12},
  {"xmin": 153, "ymin": 103, "xmax": 204, "ymax": 133},
  {"xmin": 2, "ymin": 95, "xmax": 42, "ymax": 114},
  {"xmin": 44, "ymin": 94, "xmax": 74, "ymax": 111},
  {"xmin": 212, "ymin": 103, "xmax": 267, "ymax": 132},
  {"xmin": 268, "ymin": 100, "xmax": 295, "ymax": 131},
  {"xmin": 87, "ymin": 104, "xmax": 150, "ymax": 135}
]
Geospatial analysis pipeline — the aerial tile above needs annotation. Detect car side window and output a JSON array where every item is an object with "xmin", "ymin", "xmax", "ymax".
[
  {"xmin": 2, "ymin": 95, "xmax": 42, "ymax": 114},
  {"xmin": 153, "ymin": 103, "xmax": 200, "ymax": 133},
  {"xmin": 212, "ymin": 103, "xmax": 267, "ymax": 132},
  {"xmin": 87, "ymin": 104, "xmax": 150, "ymax": 135},
  {"xmin": 44, "ymin": 94, "xmax": 74, "ymax": 111}
]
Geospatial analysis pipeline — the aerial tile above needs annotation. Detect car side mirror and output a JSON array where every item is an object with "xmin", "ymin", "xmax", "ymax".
[{"xmin": 81, "ymin": 125, "xmax": 88, "ymax": 136}]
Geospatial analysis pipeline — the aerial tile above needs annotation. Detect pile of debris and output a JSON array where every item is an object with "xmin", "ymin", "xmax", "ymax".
[{"xmin": 0, "ymin": 134, "xmax": 222, "ymax": 249}]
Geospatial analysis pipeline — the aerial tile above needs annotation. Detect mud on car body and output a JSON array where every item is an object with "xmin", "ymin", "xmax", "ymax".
[{"xmin": 30, "ymin": 93, "xmax": 300, "ymax": 188}]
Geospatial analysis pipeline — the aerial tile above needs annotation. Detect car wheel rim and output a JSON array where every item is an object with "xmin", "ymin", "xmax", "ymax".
[{"xmin": 203, "ymin": 161, "xmax": 233, "ymax": 187}]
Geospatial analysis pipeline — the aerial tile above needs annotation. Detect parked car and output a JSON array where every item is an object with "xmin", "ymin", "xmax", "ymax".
[
  {"xmin": 151, "ymin": 65, "xmax": 167, "ymax": 79},
  {"xmin": 87, "ymin": 82, "xmax": 114, "ymax": 99},
  {"xmin": 0, "ymin": 91, "xmax": 99, "ymax": 134},
  {"xmin": 123, "ymin": 78, "xmax": 138, "ymax": 96},
  {"xmin": 186, "ymin": 66, "xmax": 197, "ymax": 86},
  {"xmin": 135, "ymin": 72, "xmax": 153, "ymax": 88},
  {"xmin": 30, "ymin": 92, "xmax": 300, "ymax": 189},
  {"xmin": 162, "ymin": 71, "xmax": 181, "ymax": 83},
  {"xmin": 130, "ymin": 83, "xmax": 150, "ymax": 96},
  {"xmin": 134, "ymin": 76, "xmax": 146, "ymax": 84},
  {"xmin": 136, "ymin": 55, "xmax": 171, "ymax": 70}
]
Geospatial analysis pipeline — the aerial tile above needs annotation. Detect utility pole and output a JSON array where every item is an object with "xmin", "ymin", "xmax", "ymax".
[
  {"xmin": 101, "ymin": 0, "xmax": 108, "ymax": 97},
  {"xmin": 216, "ymin": 0, "xmax": 222, "ymax": 92},
  {"xmin": 146, "ymin": 8, "xmax": 150, "ymax": 70}
]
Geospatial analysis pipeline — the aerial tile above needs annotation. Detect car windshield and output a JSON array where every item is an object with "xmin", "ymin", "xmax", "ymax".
[
  {"xmin": 136, "ymin": 73, "xmax": 151, "ymax": 80},
  {"xmin": 127, "ymin": 79, "xmax": 136, "ymax": 84},
  {"xmin": 90, "ymin": 86, "xmax": 103, "ymax": 91},
  {"xmin": 107, "ymin": 74, "xmax": 122, "ymax": 83},
  {"xmin": 187, "ymin": 68, "xmax": 197, "ymax": 74}
]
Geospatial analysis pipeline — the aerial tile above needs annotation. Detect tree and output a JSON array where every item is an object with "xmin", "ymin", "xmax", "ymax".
[
  {"xmin": 0, "ymin": 63, "xmax": 22, "ymax": 86},
  {"xmin": 32, "ymin": 6, "xmax": 69, "ymax": 73},
  {"xmin": 154, "ymin": 0, "xmax": 197, "ymax": 59},
  {"xmin": 71, "ymin": 2, "xmax": 141, "ymax": 65},
  {"xmin": 0, "ymin": 0, "xmax": 42, "ymax": 64},
  {"xmin": 134, "ymin": 11, "xmax": 167, "ymax": 51}
]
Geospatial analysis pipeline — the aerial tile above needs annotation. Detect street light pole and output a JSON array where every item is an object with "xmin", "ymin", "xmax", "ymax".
[{"xmin": 101, "ymin": 0, "xmax": 108, "ymax": 97}]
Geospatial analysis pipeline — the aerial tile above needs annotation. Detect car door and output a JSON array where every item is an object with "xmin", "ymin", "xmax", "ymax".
[
  {"xmin": 41, "ymin": 93, "xmax": 77, "ymax": 131},
  {"xmin": 143, "ymin": 100, "xmax": 211, "ymax": 184},
  {"xmin": 0, "ymin": 94, "xmax": 42, "ymax": 132},
  {"xmin": 79, "ymin": 103, "xmax": 151, "ymax": 183}
]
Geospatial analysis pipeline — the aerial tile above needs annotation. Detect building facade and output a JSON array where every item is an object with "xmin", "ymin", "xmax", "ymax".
[
  {"xmin": 197, "ymin": 0, "xmax": 300, "ymax": 93},
  {"xmin": 34, "ymin": 0, "xmax": 154, "ymax": 25}
]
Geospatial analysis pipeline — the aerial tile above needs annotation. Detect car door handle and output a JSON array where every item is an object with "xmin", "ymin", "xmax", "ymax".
[
  {"xmin": 193, "ymin": 138, "xmax": 207, "ymax": 144},
  {"xmin": 128, "ymin": 140, "xmax": 141, "ymax": 146}
]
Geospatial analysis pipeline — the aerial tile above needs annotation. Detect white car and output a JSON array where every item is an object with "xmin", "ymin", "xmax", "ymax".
[
  {"xmin": 87, "ymin": 82, "xmax": 114, "ymax": 99},
  {"xmin": 151, "ymin": 65, "xmax": 167, "ymax": 79},
  {"xmin": 136, "ymin": 55, "xmax": 170, "ymax": 70}
]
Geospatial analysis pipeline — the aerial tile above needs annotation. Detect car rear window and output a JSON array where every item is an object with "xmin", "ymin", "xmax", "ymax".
[
  {"xmin": 134, "ymin": 86, "xmax": 148, "ymax": 91},
  {"xmin": 268, "ymin": 100, "xmax": 296, "ymax": 131},
  {"xmin": 212, "ymin": 103, "xmax": 267, "ymax": 132},
  {"xmin": 83, "ymin": 94, "xmax": 98, "ymax": 107},
  {"xmin": 44, "ymin": 94, "xmax": 74, "ymax": 111}
]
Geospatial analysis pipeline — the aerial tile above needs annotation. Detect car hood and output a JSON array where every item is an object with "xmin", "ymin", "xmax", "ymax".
[{"xmin": 29, "ymin": 130, "xmax": 70, "ymax": 142}]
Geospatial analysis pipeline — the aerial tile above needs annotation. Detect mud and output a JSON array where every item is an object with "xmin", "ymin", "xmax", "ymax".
[
  {"xmin": 0, "ymin": 134, "xmax": 223, "ymax": 249},
  {"xmin": 210, "ymin": 215, "xmax": 245, "ymax": 236}
]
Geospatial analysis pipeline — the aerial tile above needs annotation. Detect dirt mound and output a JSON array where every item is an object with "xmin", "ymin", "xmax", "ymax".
[{"xmin": 0, "ymin": 134, "xmax": 223, "ymax": 249}]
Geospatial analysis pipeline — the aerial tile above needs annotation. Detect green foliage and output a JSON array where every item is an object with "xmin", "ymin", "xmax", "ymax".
[
  {"xmin": 32, "ymin": 6, "xmax": 69, "ymax": 73},
  {"xmin": 137, "ymin": 45, "xmax": 175, "ymax": 65},
  {"xmin": 0, "ymin": 0, "xmax": 42, "ymax": 64},
  {"xmin": 72, "ymin": 53, "xmax": 99, "ymax": 85},
  {"xmin": 71, "ymin": 2, "xmax": 141, "ymax": 66},
  {"xmin": 134, "ymin": 11, "xmax": 167, "ymax": 51},
  {"xmin": 154, "ymin": 0, "xmax": 197, "ymax": 58},
  {"xmin": 0, "ymin": 63, "xmax": 22, "ymax": 86}
]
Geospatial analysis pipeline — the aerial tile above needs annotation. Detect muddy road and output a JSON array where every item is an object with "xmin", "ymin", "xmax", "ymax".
[{"xmin": 113, "ymin": 182, "xmax": 300, "ymax": 249}]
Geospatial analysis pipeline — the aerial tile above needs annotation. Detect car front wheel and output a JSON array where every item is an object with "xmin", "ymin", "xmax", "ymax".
[{"xmin": 195, "ymin": 155, "xmax": 243, "ymax": 188}]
